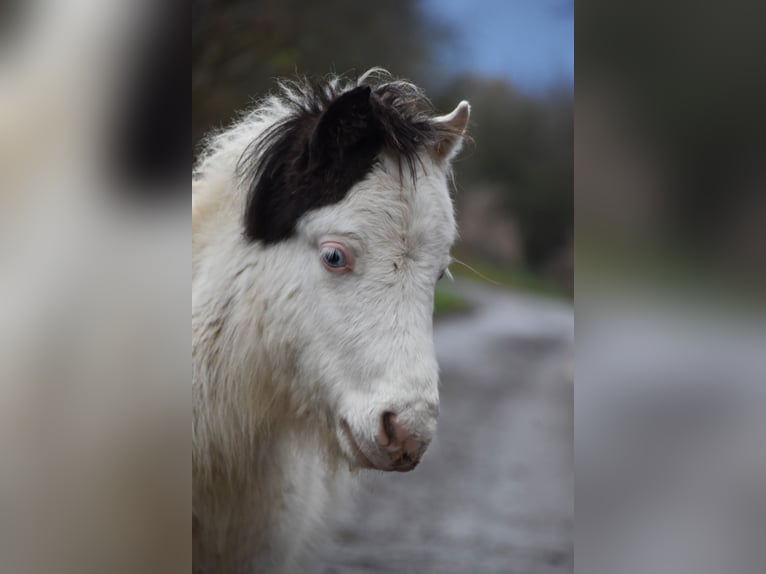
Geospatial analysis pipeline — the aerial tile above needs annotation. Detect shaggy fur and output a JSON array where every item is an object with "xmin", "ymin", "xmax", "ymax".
[
  {"xmin": 193, "ymin": 70, "xmax": 469, "ymax": 574},
  {"xmin": 237, "ymin": 78, "xmax": 465, "ymax": 243}
]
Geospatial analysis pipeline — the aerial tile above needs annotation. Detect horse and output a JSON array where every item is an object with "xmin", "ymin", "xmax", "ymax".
[{"xmin": 192, "ymin": 69, "xmax": 470, "ymax": 573}]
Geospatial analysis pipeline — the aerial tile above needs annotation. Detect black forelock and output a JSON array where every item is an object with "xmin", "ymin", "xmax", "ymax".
[{"xmin": 236, "ymin": 73, "xmax": 460, "ymax": 244}]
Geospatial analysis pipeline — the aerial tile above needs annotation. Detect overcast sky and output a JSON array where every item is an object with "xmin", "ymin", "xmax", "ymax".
[{"xmin": 423, "ymin": 0, "xmax": 574, "ymax": 92}]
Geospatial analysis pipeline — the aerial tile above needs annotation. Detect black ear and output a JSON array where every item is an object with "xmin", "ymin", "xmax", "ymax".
[
  {"xmin": 310, "ymin": 86, "xmax": 379, "ymax": 165},
  {"xmin": 243, "ymin": 85, "xmax": 385, "ymax": 244}
]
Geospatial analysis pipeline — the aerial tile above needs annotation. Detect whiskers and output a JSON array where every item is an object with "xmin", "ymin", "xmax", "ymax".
[{"xmin": 448, "ymin": 257, "xmax": 501, "ymax": 286}]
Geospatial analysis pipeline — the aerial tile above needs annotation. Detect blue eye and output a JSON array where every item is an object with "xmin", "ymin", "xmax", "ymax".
[{"xmin": 321, "ymin": 246, "xmax": 346, "ymax": 269}]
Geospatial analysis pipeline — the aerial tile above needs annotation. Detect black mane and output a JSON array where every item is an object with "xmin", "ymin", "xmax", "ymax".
[{"xmin": 237, "ymin": 73, "xmax": 460, "ymax": 244}]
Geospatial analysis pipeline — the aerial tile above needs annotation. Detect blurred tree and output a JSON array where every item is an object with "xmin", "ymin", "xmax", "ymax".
[
  {"xmin": 577, "ymin": 0, "xmax": 766, "ymax": 259},
  {"xmin": 192, "ymin": 0, "xmax": 450, "ymax": 153},
  {"xmin": 436, "ymin": 77, "xmax": 573, "ymax": 268}
]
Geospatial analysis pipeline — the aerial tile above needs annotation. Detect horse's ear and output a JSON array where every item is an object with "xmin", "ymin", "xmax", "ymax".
[
  {"xmin": 311, "ymin": 86, "xmax": 379, "ymax": 163},
  {"xmin": 432, "ymin": 101, "xmax": 471, "ymax": 162}
]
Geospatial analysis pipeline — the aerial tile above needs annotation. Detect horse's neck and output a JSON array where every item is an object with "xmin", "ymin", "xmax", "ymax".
[
  {"xmin": 192, "ymin": 421, "xmax": 281, "ymax": 569},
  {"xmin": 193, "ymin": 427, "xmax": 344, "ymax": 574}
]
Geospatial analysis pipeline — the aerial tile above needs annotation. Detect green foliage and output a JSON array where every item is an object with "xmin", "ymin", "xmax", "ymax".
[{"xmin": 433, "ymin": 288, "xmax": 471, "ymax": 316}]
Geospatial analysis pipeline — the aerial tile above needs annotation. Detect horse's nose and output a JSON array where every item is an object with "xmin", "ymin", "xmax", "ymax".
[{"xmin": 376, "ymin": 412, "xmax": 431, "ymax": 472}]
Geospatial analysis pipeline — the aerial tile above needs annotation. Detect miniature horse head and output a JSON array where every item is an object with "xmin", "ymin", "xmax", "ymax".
[{"xmin": 193, "ymin": 71, "xmax": 470, "ymax": 472}]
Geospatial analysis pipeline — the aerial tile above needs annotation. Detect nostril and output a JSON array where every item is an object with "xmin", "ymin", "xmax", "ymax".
[{"xmin": 381, "ymin": 412, "xmax": 397, "ymax": 447}]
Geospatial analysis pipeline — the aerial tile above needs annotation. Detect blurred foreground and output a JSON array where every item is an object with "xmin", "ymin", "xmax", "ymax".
[{"xmin": 1, "ymin": 2, "xmax": 189, "ymax": 573}]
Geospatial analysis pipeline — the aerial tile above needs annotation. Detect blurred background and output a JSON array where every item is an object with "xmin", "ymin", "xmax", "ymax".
[
  {"xmin": 192, "ymin": 1, "xmax": 574, "ymax": 573},
  {"xmin": 577, "ymin": 2, "xmax": 766, "ymax": 574}
]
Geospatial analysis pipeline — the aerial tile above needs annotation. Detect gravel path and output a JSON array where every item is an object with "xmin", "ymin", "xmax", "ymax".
[{"xmin": 311, "ymin": 281, "xmax": 574, "ymax": 574}]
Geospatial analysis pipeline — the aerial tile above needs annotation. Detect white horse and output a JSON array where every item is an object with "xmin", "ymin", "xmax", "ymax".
[{"xmin": 192, "ymin": 70, "xmax": 470, "ymax": 573}]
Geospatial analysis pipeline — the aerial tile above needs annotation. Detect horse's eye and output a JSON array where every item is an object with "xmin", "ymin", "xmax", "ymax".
[{"xmin": 321, "ymin": 246, "xmax": 347, "ymax": 270}]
